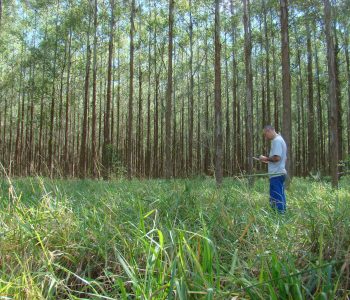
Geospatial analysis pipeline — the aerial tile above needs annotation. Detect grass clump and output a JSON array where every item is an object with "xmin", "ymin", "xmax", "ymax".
[{"xmin": 0, "ymin": 176, "xmax": 349, "ymax": 299}]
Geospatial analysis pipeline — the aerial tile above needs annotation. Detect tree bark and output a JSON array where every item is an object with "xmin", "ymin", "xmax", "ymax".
[
  {"xmin": 306, "ymin": 22, "xmax": 315, "ymax": 173},
  {"xmin": 214, "ymin": 0, "xmax": 223, "ymax": 186},
  {"xmin": 127, "ymin": 0, "xmax": 135, "ymax": 180},
  {"xmin": 243, "ymin": 0, "xmax": 254, "ymax": 184},
  {"xmin": 91, "ymin": 0, "xmax": 98, "ymax": 177},
  {"xmin": 324, "ymin": 0, "xmax": 339, "ymax": 188},
  {"xmin": 102, "ymin": 0, "xmax": 115, "ymax": 180},
  {"xmin": 165, "ymin": 0, "xmax": 174, "ymax": 178},
  {"xmin": 280, "ymin": 0, "xmax": 293, "ymax": 178},
  {"xmin": 79, "ymin": 14, "xmax": 91, "ymax": 178}
]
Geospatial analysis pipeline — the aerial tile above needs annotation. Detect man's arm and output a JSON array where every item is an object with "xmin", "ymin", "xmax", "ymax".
[{"xmin": 259, "ymin": 155, "xmax": 281, "ymax": 163}]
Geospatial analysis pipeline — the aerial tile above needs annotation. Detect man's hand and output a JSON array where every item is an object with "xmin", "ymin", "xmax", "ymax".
[{"xmin": 259, "ymin": 155, "xmax": 269, "ymax": 163}]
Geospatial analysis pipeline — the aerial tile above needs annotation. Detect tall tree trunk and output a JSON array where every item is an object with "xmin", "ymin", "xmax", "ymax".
[
  {"xmin": 263, "ymin": 0, "xmax": 271, "ymax": 126},
  {"xmin": 58, "ymin": 39, "xmax": 67, "ymax": 171},
  {"xmin": 127, "ymin": 0, "xmax": 135, "ymax": 180},
  {"xmin": 230, "ymin": 1, "xmax": 239, "ymax": 174},
  {"xmin": 344, "ymin": 29, "xmax": 350, "ymax": 158},
  {"xmin": 165, "ymin": 0, "xmax": 174, "ymax": 178},
  {"xmin": 79, "ymin": 15, "xmax": 91, "ymax": 178},
  {"xmin": 146, "ymin": 6, "xmax": 152, "ymax": 178},
  {"xmin": 204, "ymin": 24, "xmax": 210, "ymax": 175},
  {"xmin": 28, "ymin": 66, "xmax": 35, "ymax": 175},
  {"xmin": 306, "ymin": 22, "xmax": 315, "ymax": 173},
  {"xmin": 152, "ymin": 4, "xmax": 159, "ymax": 178},
  {"xmin": 188, "ymin": 0, "xmax": 194, "ymax": 175},
  {"xmin": 243, "ymin": 0, "xmax": 253, "ymax": 184},
  {"xmin": 224, "ymin": 36, "xmax": 230, "ymax": 175},
  {"xmin": 196, "ymin": 53, "xmax": 201, "ymax": 173},
  {"xmin": 20, "ymin": 67, "xmax": 26, "ymax": 175},
  {"xmin": 15, "ymin": 64, "xmax": 24, "ymax": 174},
  {"xmin": 334, "ymin": 28, "xmax": 343, "ymax": 163},
  {"xmin": 48, "ymin": 2, "xmax": 60, "ymax": 177},
  {"xmin": 280, "ymin": 0, "xmax": 293, "ymax": 178},
  {"xmin": 324, "ymin": 0, "xmax": 338, "ymax": 187},
  {"xmin": 102, "ymin": 0, "xmax": 115, "ymax": 180},
  {"xmin": 314, "ymin": 31, "xmax": 324, "ymax": 171},
  {"xmin": 173, "ymin": 45, "xmax": 177, "ymax": 176},
  {"xmin": 214, "ymin": 0, "xmax": 223, "ymax": 186},
  {"xmin": 295, "ymin": 48, "xmax": 302, "ymax": 176},
  {"xmin": 91, "ymin": 0, "xmax": 98, "ymax": 177},
  {"xmin": 271, "ymin": 10, "xmax": 279, "ymax": 133}
]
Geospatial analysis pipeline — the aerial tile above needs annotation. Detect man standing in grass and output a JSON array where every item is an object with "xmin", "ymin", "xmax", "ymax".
[{"xmin": 259, "ymin": 125, "xmax": 287, "ymax": 213}]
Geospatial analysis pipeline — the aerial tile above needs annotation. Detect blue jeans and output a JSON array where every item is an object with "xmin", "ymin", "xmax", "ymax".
[{"xmin": 269, "ymin": 175, "xmax": 286, "ymax": 213}]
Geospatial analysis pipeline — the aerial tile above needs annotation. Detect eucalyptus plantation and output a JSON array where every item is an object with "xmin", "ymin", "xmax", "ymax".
[
  {"xmin": 1, "ymin": 1, "xmax": 350, "ymax": 296},
  {"xmin": 0, "ymin": 0, "xmax": 349, "ymax": 180}
]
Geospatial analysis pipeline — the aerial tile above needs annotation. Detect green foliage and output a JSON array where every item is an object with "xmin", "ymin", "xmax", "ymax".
[{"xmin": 0, "ymin": 177, "xmax": 349, "ymax": 298}]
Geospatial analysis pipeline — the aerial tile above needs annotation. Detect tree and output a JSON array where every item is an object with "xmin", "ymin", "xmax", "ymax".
[
  {"xmin": 324, "ymin": 0, "xmax": 339, "ymax": 187},
  {"xmin": 91, "ymin": 0, "xmax": 98, "ymax": 177},
  {"xmin": 280, "ymin": 0, "xmax": 293, "ymax": 178},
  {"xmin": 306, "ymin": 20, "xmax": 315, "ymax": 174},
  {"xmin": 102, "ymin": 0, "xmax": 115, "ymax": 180},
  {"xmin": 214, "ymin": 0, "xmax": 223, "ymax": 186},
  {"xmin": 243, "ymin": 0, "xmax": 253, "ymax": 184},
  {"xmin": 165, "ymin": 0, "xmax": 174, "ymax": 179},
  {"xmin": 127, "ymin": 0, "xmax": 135, "ymax": 180},
  {"xmin": 79, "ymin": 11, "xmax": 92, "ymax": 178}
]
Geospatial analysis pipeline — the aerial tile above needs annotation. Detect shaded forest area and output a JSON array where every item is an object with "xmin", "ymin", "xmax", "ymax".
[{"xmin": 0, "ymin": 0, "xmax": 349, "ymax": 183}]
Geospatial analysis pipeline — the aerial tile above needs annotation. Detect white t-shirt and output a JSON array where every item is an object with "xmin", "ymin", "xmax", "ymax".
[{"xmin": 268, "ymin": 134, "xmax": 287, "ymax": 177}]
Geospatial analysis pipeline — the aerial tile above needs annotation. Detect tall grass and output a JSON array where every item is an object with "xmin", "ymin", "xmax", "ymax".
[{"xmin": 0, "ymin": 176, "xmax": 349, "ymax": 299}]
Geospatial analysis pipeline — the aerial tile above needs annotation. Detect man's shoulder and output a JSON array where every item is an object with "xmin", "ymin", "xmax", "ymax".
[
  {"xmin": 275, "ymin": 134, "xmax": 286, "ymax": 142},
  {"xmin": 272, "ymin": 135, "xmax": 286, "ymax": 147}
]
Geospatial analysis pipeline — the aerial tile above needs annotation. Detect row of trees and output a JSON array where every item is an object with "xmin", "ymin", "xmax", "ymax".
[{"xmin": 0, "ymin": 0, "xmax": 349, "ymax": 186}]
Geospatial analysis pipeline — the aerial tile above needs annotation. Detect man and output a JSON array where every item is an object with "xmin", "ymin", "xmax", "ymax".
[{"xmin": 259, "ymin": 125, "xmax": 287, "ymax": 213}]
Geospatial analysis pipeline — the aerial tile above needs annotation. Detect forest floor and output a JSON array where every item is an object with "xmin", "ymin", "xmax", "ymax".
[{"xmin": 0, "ymin": 176, "xmax": 349, "ymax": 299}]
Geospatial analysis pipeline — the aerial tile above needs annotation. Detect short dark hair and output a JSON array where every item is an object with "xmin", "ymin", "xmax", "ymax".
[{"xmin": 263, "ymin": 125, "xmax": 275, "ymax": 131}]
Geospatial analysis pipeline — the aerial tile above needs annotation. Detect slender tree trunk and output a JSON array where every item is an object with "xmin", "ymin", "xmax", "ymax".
[
  {"xmin": 165, "ymin": 0, "xmax": 174, "ymax": 178},
  {"xmin": 263, "ymin": 0, "xmax": 271, "ymax": 126},
  {"xmin": 79, "ymin": 15, "xmax": 91, "ymax": 178},
  {"xmin": 15, "ymin": 64, "xmax": 24, "ymax": 174},
  {"xmin": 173, "ymin": 45, "xmax": 177, "ymax": 176},
  {"xmin": 116, "ymin": 44, "xmax": 121, "ymax": 168},
  {"xmin": 196, "ymin": 55, "xmax": 201, "ymax": 173},
  {"xmin": 306, "ymin": 22, "xmax": 315, "ymax": 173},
  {"xmin": 280, "ymin": 0, "xmax": 293, "ymax": 178},
  {"xmin": 271, "ymin": 10, "xmax": 279, "ymax": 133},
  {"xmin": 48, "ymin": 3, "xmax": 59, "ymax": 177},
  {"xmin": 230, "ymin": 1, "xmax": 239, "ymax": 174},
  {"xmin": 243, "ymin": 0, "xmax": 254, "ymax": 184},
  {"xmin": 102, "ymin": 0, "xmax": 115, "ymax": 180},
  {"xmin": 204, "ymin": 24, "xmax": 210, "ymax": 175},
  {"xmin": 153, "ymin": 5, "xmax": 159, "ymax": 178},
  {"xmin": 314, "ymin": 31, "xmax": 324, "ymax": 171},
  {"xmin": 344, "ymin": 29, "xmax": 350, "ymax": 157},
  {"xmin": 334, "ymin": 29, "xmax": 343, "ymax": 163},
  {"xmin": 20, "ymin": 67, "xmax": 26, "ymax": 175},
  {"xmin": 91, "ymin": 0, "xmax": 98, "ymax": 177},
  {"xmin": 188, "ymin": 0, "xmax": 194, "ymax": 175},
  {"xmin": 28, "ymin": 67, "xmax": 35, "ymax": 175},
  {"xmin": 295, "ymin": 50, "xmax": 302, "ymax": 176},
  {"xmin": 127, "ymin": 0, "xmax": 135, "ymax": 180},
  {"xmin": 224, "ymin": 37, "xmax": 231, "ymax": 175},
  {"xmin": 324, "ymin": 0, "xmax": 339, "ymax": 187},
  {"xmin": 214, "ymin": 0, "xmax": 223, "ymax": 186},
  {"xmin": 58, "ymin": 39, "xmax": 67, "ymax": 171},
  {"xmin": 146, "ymin": 8, "xmax": 152, "ymax": 178}
]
